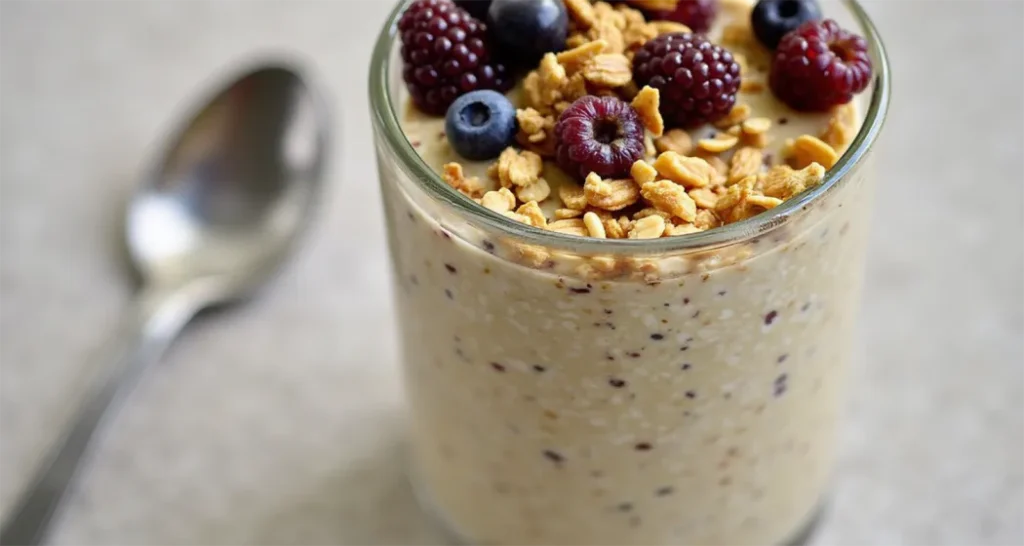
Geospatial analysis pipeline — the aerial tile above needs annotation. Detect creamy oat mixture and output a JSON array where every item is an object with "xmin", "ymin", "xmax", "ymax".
[{"xmin": 381, "ymin": 0, "xmax": 876, "ymax": 544}]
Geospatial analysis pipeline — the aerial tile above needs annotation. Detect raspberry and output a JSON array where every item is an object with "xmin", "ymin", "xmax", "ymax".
[
  {"xmin": 769, "ymin": 19, "xmax": 872, "ymax": 111},
  {"xmin": 632, "ymin": 33, "xmax": 741, "ymax": 128},
  {"xmin": 399, "ymin": 0, "xmax": 511, "ymax": 115},
  {"xmin": 554, "ymin": 96, "xmax": 646, "ymax": 181},
  {"xmin": 646, "ymin": 0, "xmax": 718, "ymax": 34}
]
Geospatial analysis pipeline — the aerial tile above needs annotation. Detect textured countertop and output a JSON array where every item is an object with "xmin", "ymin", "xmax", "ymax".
[{"xmin": 1, "ymin": 1, "xmax": 1021, "ymax": 544}]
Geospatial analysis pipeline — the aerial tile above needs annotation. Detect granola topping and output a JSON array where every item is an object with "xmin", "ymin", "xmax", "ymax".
[{"xmin": 403, "ymin": 0, "xmax": 867, "ymax": 259}]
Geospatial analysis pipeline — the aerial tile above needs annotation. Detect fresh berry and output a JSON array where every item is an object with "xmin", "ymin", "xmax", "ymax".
[
  {"xmin": 632, "ymin": 33, "xmax": 741, "ymax": 128},
  {"xmin": 487, "ymin": 0, "xmax": 568, "ymax": 66},
  {"xmin": 646, "ymin": 0, "xmax": 718, "ymax": 34},
  {"xmin": 751, "ymin": 0, "xmax": 822, "ymax": 49},
  {"xmin": 554, "ymin": 96, "xmax": 645, "ymax": 181},
  {"xmin": 399, "ymin": 0, "xmax": 511, "ymax": 115},
  {"xmin": 444, "ymin": 90, "xmax": 517, "ymax": 160},
  {"xmin": 454, "ymin": 0, "xmax": 491, "ymax": 20},
  {"xmin": 769, "ymin": 19, "xmax": 872, "ymax": 111}
]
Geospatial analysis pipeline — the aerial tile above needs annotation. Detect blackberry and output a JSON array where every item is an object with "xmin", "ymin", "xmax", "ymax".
[
  {"xmin": 633, "ymin": 33, "xmax": 741, "ymax": 128},
  {"xmin": 399, "ymin": 0, "xmax": 511, "ymax": 115}
]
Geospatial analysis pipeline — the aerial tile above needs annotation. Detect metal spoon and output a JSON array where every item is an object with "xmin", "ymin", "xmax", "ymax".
[{"xmin": 0, "ymin": 62, "xmax": 330, "ymax": 545}]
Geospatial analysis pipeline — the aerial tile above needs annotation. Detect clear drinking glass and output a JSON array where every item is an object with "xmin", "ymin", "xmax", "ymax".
[{"xmin": 369, "ymin": 2, "xmax": 890, "ymax": 544}]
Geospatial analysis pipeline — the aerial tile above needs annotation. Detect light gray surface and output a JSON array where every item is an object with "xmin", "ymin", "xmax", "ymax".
[{"xmin": 0, "ymin": 1, "xmax": 1021, "ymax": 544}]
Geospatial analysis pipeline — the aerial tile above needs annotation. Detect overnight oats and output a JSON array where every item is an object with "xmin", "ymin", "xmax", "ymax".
[{"xmin": 369, "ymin": 0, "xmax": 889, "ymax": 544}]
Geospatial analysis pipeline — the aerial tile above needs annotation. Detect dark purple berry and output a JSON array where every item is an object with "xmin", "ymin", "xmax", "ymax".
[
  {"xmin": 633, "ymin": 32, "xmax": 741, "ymax": 128},
  {"xmin": 553, "ymin": 96, "xmax": 645, "ymax": 181},
  {"xmin": 487, "ymin": 0, "xmax": 567, "ymax": 66},
  {"xmin": 647, "ymin": 0, "xmax": 718, "ymax": 34},
  {"xmin": 399, "ymin": 0, "xmax": 512, "ymax": 115},
  {"xmin": 454, "ymin": 0, "xmax": 491, "ymax": 20}
]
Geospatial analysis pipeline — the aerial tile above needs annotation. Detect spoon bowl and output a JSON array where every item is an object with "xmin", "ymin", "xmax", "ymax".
[{"xmin": 128, "ymin": 64, "xmax": 328, "ymax": 299}]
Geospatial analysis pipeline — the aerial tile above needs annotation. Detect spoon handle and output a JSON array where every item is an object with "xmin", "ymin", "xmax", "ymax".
[{"xmin": 0, "ymin": 285, "xmax": 204, "ymax": 546}]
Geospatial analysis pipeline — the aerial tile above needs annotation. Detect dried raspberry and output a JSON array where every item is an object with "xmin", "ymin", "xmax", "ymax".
[
  {"xmin": 632, "ymin": 33, "xmax": 741, "ymax": 128},
  {"xmin": 399, "ymin": 0, "xmax": 512, "ymax": 115},
  {"xmin": 769, "ymin": 19, "xmax": 872, "ymax": 111},
  {"xmin": 646, "ymin": 0, "xmax": 718, "ymax": 34},
  {"xmin": 554, "ymin": 96, "xmax": 646, "ymax": 181}
]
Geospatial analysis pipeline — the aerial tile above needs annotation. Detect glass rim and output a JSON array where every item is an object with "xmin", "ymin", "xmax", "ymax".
[{"xmin": 368, "ymin": 0, "xmax": 891, "ymax": 255}]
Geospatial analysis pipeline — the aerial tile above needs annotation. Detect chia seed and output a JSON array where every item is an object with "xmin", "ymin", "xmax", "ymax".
[{"xmin": 543, "ymin": 450, "xmax": 564, "ymax": 464}]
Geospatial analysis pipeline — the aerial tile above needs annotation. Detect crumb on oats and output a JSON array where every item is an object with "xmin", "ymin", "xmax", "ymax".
[
  {"xmin": 482, "ymin": 187, "xmax": 516, "ymax": 213},
  {"xmin": 584, "ymin": 173, "xmax": 642, "ymax": 211},
  {"xmin": 653, "ymin": 152, "xmax": 715, "ymax": 188},
  {"xmin": 442, "ymin": 162, "xmax": 485, "ymax": 198},
  {"xmin": 629, "ymin": 214, "xmax": 666, "ymax": 239},
  {"xmin": 630, "ymin": 85, "xmax": 664, "ymax": 137},
  {"xmin": 630, "ymin": 159, "xmax": 658, "ymax": 184},
  {"xmin": 583, "ymin": 211, "xmax": 607, "ymax": 238},
  {"xmin": 728, "ymin": 146, "xmax": 763, "ymax": 185},
  {"xmin": 641, "ymin": 180, "xmax": 697, "ymax": 222},
  {"xmin": 762, "ymin": 163, "xmax": 826, "ymax": 200},
  {"xmin": 698, "ymin": 134, "xmax": 740, "ymax": 154},
  {"xmin": 786, "ymin": 135, "xmax": 839, "ymax": 169},
  {"xmin": 714, "ymin": 103, "xmax": 751, "ymax": 130},
  {"xmin": 654, "ymin": 129, "xmax": 693, "ymax": 155},
  {"xmin": 495, "ymin": 147, "xmax": 544, "ymax": 187},
  {"xmin": 516, "ymin": 177, "xmax": 552, "ymax": 202},
  {"xmin": 583, "ymin": 53, "xmax": 634, "ymax": 88},
  {"xmin": 517, "ymin": 200, "xmax": 548, "ymax": 228},
  {"xmin": 564, "ymin": 0, "xmax": 597, "ymax": 29},
  {"xmin": 559, "ymin": 183, "xmax": 589, "ymax": 210}
]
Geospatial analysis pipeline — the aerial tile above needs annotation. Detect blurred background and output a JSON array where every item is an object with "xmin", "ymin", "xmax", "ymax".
[{"xmin": 1, "ymin": 1, "xmax": 1021, "ymax": 544}]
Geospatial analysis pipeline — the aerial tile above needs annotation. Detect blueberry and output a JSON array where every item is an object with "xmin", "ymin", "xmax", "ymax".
[
  {"xmin": 444, "ymin": 90, "xmax": 517, "ymax": 160},
  {"xmin": 454, "ymin": 0, "xmax": 491, "ymax": 21},
  {"xmin": 487, "ymin": 0, "xmax": 567, "ymax": 66},
  {"xmin": 751, "ymin": 0, "xmax": 822, "ymax": 49}
]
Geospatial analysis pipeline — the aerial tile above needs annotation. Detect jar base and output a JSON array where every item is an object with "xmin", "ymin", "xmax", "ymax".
[{"xmin": 408, "ymin": 468, "xmax": 826, "ymax": 546}]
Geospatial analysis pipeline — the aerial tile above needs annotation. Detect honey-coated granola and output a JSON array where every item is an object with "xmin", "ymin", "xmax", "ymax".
[{"xmin": 433, "ymin": 0, "xmax": 860, "ymax": 255}]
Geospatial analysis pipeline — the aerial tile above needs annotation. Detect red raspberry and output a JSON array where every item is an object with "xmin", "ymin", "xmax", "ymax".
[
  {"xmin": 399, "ymin": 0, "xmax": 511, "ymax": 115},
  {"xmin": 769, "ymin": 19, "xmax": 872, "ymax": 111},
  {"xmin": 632, "ymin": 33, "xmax": 741, "ymax": 128},
  {"xmin": 646, "ymin": 0, "xmax": 718, "ymax": 34},
  {"xmin": 554, "ymin": 96, "xmax": 646, "ymax": 181}
]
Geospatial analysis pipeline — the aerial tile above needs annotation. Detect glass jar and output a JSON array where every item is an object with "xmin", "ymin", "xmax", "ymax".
[{"xmin": 369, "ymin": 2, "xmax": 890, "ymax": 544}]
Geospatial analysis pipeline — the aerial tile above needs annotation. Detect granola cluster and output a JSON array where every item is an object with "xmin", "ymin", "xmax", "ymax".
[{"xmin": 438, "ymin": 0, "xmax": 860, "ymax": 244}]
